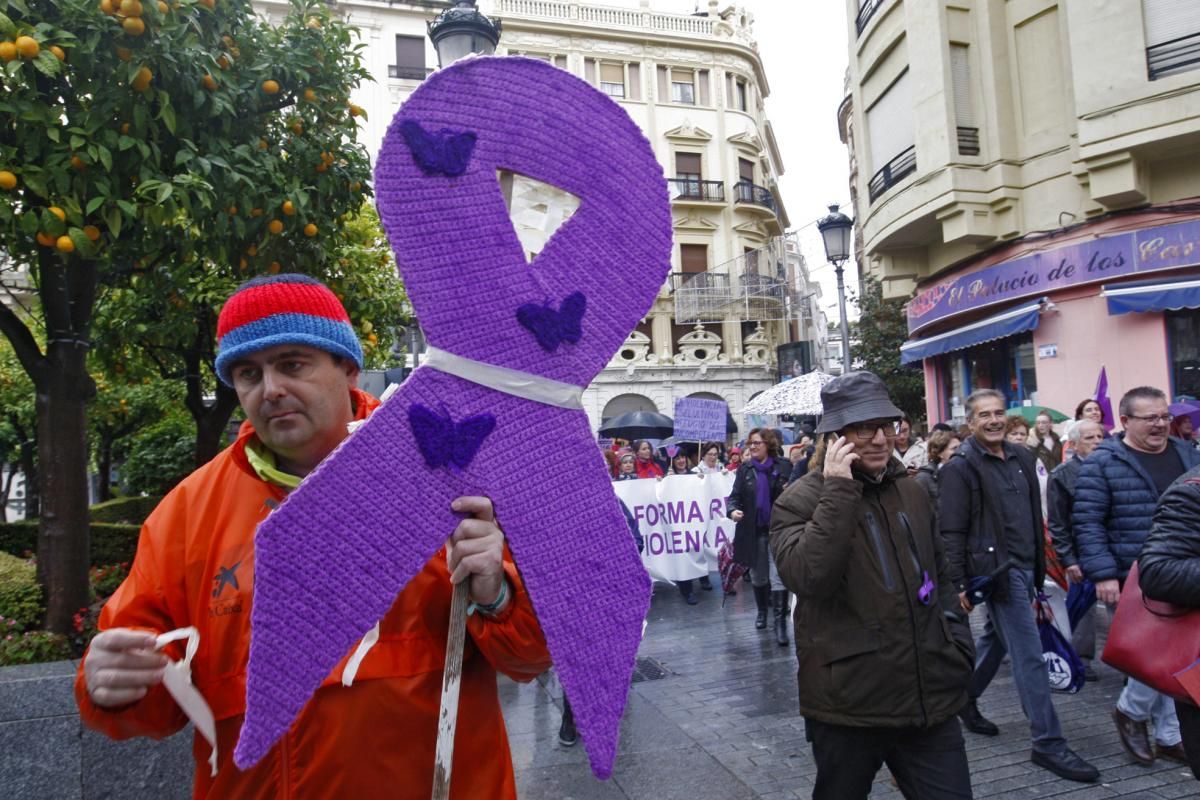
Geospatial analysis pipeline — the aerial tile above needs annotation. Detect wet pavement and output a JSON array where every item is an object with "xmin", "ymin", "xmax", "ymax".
[{"xmin": 499, "ymin": 576, "xmax": 1199, "ymax": 799}]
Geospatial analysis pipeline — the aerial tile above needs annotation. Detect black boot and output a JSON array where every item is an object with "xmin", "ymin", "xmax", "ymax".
[
  {"xmin": 558, "ymin": 697, "xmax": 578, "ymax": 747},
  {"xmin": 772, "ymin": 590, "xmax": 790, "ymax": 646},
  {"xmin": 753, "ymin": 585, "xmax": 769, "ymax": 629}
]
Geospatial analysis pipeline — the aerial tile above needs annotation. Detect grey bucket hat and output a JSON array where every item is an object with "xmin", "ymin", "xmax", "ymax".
[{"xmin": 815, "ymin": 371, "xmax": 905, "ymax": 434}]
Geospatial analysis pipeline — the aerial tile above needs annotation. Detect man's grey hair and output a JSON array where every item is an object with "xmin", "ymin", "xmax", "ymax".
[
  {"xmin": 1067, "ymin": 419, "xmax": 1102, "ymax": 444},
  {"xmin": 965, "ymin": 389, "xmax": 1006, "ymax": 420},
  {"xmin": 1118, "ymin": 386, "xmax": 1167, "ymax": 417}
]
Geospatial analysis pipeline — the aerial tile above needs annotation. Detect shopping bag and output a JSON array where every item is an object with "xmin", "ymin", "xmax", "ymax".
[
  {"xmin": 717, "ymin": 542, "xmax": 747, "ymax": 605},
  {"xmin": 1036, "ymin": 594, "xmax": 1085, "ymax": 694}
]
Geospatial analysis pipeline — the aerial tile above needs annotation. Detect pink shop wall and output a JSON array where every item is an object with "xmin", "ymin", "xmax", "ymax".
[{"xmin": 1032, "ymin": 292, "xmax": 1169, "ymax": 426}]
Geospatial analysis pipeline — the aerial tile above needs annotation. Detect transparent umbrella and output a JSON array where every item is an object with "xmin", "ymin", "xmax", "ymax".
[{"xmin": 740, "ymin": 370, "xmax": 836, "ymax": 416}]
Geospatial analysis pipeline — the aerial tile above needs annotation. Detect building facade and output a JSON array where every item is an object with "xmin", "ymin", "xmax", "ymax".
[
  {"xmin": 257, "ymin": 0, "xmax": 821, "ymax": 439},
  {"xmin": 840, "ymin": 0, "xmax": 1200, "ymax": 424}
]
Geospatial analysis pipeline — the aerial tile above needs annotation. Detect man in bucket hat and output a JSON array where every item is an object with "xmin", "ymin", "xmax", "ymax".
[{"xmin": 770, "ymin": 371, "xmax": 976, "ymax": 799}]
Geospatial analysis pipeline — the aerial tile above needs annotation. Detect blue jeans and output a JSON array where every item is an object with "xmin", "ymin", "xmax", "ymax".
[{"xmin": 968, "ymin": 568, "xmax": 1066, "ymax": 755}]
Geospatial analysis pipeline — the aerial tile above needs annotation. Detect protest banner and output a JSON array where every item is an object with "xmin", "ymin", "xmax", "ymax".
[
  {"xmin": 613, "ymin": 473, "xmax": 736, "ymax": 582},
  {"xmin": 673, "ymin": 397, "xmax": 728, "ymax": 442}
]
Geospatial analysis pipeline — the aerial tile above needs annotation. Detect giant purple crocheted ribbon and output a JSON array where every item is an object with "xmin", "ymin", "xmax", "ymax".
[{"xmin": 233, "ymin": 57, "xmax": 672, "ymax": 780}]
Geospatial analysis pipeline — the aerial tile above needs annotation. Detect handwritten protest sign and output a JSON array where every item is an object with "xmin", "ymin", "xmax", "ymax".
[
  {"xmin": 613, "ymin": 473, "xmax": 736, "ymax": 582},
  {"xmin": 673, "ymin": 397, "xmax": 728, "ymax": 442}
]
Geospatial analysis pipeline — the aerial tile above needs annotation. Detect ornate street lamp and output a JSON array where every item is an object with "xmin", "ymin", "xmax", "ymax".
[
  {"xmin": 817, "ymin": 204, "xmax": 854, "ymax": 374},
  {"xmin": 428, "ymin": 0, "xmax": 502, "ymax": 68}
]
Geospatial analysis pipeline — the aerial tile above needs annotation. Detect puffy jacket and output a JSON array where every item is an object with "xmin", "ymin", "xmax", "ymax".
[
  {"xmin": 1047, "ymin": 456, "xmax": 1083, "ymax": 568},
  {"xmin": 938, "ymin": 436, "xmax": 1046, "ymax": 597},
  {"xmin": 75, "ymin": 389, "xmax": 551, "ymax": 800},
  {"xmin": 1073, "ymin": 435, "xmax": 1200, "ymax": 582},
  {"xmin": 770, "ymin": 460, "xmax": 973, "ymax": 728},
  {"xmin": 1139, "ymin": 466, "xmax": 1200, "ymax": 607},
  {"xmin": 727, "ymin": 457, "xmax": 790, "ymax": 566}
]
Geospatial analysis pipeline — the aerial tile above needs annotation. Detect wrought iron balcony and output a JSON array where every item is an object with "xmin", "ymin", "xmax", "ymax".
[
  {"xmin": 855, "ymin": 0, "xmax": 889, "ymax": 37},
  {"xmin": 733, "ymin": 181, "xmax": 777, "ymax": 214},
  {"xmin": 669, "ymin": 178, "xmax": 725, "ymax": 202},
  {"xmin": 1147, "ymin": 31, "xmax": 1200, "ymax": 80},
  {"xmin": 388, "ymin": 65, "xmax": 434, "ymax": 80},
  {"xmin": 957, "ymin": 126, "xmax": 980, "ymax": 156},
  {"xmin": 867, "ymin": 145, "xmax": 917, "ymax": 203},
  {"xmin": 672, "ymin": 271, "xmax": 732, "ymax": 324}
]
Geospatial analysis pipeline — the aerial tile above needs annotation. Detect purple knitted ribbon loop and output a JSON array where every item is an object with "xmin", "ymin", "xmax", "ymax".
[{"xmin": 235, "ymin": 57, "xmax": 672, "ymax": 781}]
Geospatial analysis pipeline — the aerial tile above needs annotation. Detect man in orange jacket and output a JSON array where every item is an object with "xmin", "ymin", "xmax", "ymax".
[{"xmin": 75, "ymin": 274, "xmax": 551, "ymax": 799}]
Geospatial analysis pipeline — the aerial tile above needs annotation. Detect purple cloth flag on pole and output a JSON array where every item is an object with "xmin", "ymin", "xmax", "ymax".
[{"xmin": 1094, "ymin": 366, "xmax": 1115, "ymax": 431}]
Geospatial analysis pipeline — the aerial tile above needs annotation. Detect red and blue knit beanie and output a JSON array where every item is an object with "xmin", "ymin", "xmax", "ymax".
[{"xmin": 215, "ymin": 274, "xmax": 364, "ymax": 386}]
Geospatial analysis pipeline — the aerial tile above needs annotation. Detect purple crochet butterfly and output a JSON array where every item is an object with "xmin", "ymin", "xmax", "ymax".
[{"xmin": 234, "ymin": 57, "xmax": 672, "ymax": 780}]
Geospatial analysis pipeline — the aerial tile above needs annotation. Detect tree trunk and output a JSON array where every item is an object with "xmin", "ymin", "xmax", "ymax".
[
  {"xmin": 18, "ymin": 436, "xmax": 37, "ymax": 520},
  {"xmin": 194, "ymin": 382, "xmax": 240, "ymax": 467},
  {"xmin": 97, "ymin": 432, "xmax": 114, "ymax": 503},
  {"xmin": 36, "ymin": 351, "xmax": 93, "ymax": 634},
  {"xmin": 0, "ymin": 461, "xmax": 13, "ymax": 522}
]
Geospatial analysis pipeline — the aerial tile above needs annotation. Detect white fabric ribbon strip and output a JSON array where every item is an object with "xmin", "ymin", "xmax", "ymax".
[
  {"xmin": 341, "ymin": 622, "xmax": 381, "ymax": 687},
  {"xmin": 155, "ymin": 627, "xmax": 218, "ymax": 777},
  {"xmin": 421, "ymin": 345, "xmax": 584, "ymax": 410}
]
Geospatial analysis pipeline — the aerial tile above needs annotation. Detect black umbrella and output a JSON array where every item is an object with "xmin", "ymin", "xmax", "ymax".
[{"xmin": 598, "ymin": 410, "xmax": 673, "ymax": 441}]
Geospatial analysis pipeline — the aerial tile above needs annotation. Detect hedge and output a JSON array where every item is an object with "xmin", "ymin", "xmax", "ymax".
[
  {"xmin": 0, "ymin": 521, "xmax": 139, "ymax": 566},
  {"xmin": 0, "ymin": 551, "xmax": 42, "ymax": 630},
  {"xmin": 89, "ymin": 495, "xmax": 162, "ymax": 525}
]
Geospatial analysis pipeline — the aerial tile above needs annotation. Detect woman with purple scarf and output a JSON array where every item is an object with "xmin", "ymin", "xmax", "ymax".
[{"xmin": 728, "ymin": 428, "xmax": 792, "ymax": 644}]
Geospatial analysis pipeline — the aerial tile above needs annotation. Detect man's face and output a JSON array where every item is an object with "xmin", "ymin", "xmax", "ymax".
[
  {"xmin": 969, "ymin": 397, "xmax": 1007, "ymax": 449},
  {"xmin": 1075, "ymin": 421, "xmax": 1104, "ymax": 459},
  {"xmin": 1121, "ymin": 396, "xmax": 1171, "ymax": 453},
  {"xmin": 230, "ymin": 344, "xmax": 359, "ymax": 475},
  {"xmin": 841, "ymin": 419, "xmax": 896, "ymax": 475},
  {"xmin": 895, "ymin": 419, "xmax": 911, "ymax": 449}
]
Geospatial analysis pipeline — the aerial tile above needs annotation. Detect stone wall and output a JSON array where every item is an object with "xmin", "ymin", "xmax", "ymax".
[{"xmin": 0, "ymin": 660, "xmax": 191, "ymax": 800}]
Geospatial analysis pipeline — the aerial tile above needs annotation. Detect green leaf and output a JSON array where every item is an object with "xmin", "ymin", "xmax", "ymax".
[
  {"xmin": 7, "ymin": 0, "xmax": 28, "ymax": 15},
  {"xmin": 159, "ymin": 103, "xmax": 176, "ymax": 135},
  {"xmin": 0, "ymin": 12, "xmax": 14, "ymax": 37},
  {"xmin": 156, "ymin": 183, "xmax": 173, "ymax": 203},
  {"xmin": 70, "ymin": 135, "xmax": 85, "ymax": 151},
  {"xmin": 173, "ymin": 150, "xmax": 193, "ymax": 166},
  {"xmin": 117, "ymin": 200, "xmax": 136, "ymax": 217},
  {"xmin": 18, "ymin": 210, "xmax": 37, "ymax": 236},
  {"xmin": 86, "ymin": 197, "xmax": 106, "ymax": 215},
  {"xmin": 30, "ymin": 50, "xmax": 59, "ymax": 78},
  {"xmin": 68, "ymin": 228, "xmax": 92, "ymax": 256},
  {"xmin": 96, "ymin": 146, "xmax": 113, "ymax": 172},
  {"xmin": 117, "ymin": 135, "xmax": 135, "ymax": 151},
  {"xmin": 45, "ymin": 127, "xmax": 59, "ymax": 143},
  {"xmin": 105, "ymin": 206, "xmax": 122, "ymax": 239}
]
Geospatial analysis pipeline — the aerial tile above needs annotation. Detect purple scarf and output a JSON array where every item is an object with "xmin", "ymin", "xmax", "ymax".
[{"xmin": 752, "ymin": 456, "xmax": 775, "ymax": 528}]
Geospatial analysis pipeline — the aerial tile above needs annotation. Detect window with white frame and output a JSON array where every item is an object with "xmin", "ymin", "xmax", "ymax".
[
  {"xmin": 1143, "ymin": 0, "xmax": 1200, "ymax": 79},
  {"xmin": 600, "ymin": 62, "xmax": 625, "ymax": 98}
]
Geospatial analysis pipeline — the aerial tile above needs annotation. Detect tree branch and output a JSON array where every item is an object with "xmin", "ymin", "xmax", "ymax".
[{"xmin": 0, "ymin": 298, "xmax": 47, "ymax": 388}]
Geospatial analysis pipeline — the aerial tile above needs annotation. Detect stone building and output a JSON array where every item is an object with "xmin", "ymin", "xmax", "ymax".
[{"xmin": 839, "ymin": 0, "xmax": 1200, "ymax": 423}]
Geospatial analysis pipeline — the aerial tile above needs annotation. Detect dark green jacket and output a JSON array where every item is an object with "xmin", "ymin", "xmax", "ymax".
[{"xmin": 770, "ymin": 459, "xmax": 973, "ymax": 729}]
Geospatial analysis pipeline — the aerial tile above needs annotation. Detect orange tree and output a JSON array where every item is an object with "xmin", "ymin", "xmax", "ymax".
[{"xmin": 0, "ymin": 0, "xmax": 400, "ymax": 631}]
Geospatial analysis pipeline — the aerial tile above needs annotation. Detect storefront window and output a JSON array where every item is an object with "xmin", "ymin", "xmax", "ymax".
[
  {"xmin": 939, "ymin": 333, "xmax": 1038, "ymax": 422},
  {"xmin": 1168, "ymin": 309, "xmax": 1200, "ymax": 401}
]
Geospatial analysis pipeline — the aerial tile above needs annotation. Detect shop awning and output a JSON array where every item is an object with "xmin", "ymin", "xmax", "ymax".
[
  {"xmin": 899, "ymin": 298, "xmax": 1047, "ymax": 365},
  {"xmin": 1103, "ymin": 277, "xmax": 1200, "ymax": 315}
]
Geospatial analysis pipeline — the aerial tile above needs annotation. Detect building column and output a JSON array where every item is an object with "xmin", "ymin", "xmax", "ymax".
[
  {"xmin": 652, "ymin": 313, "xmax": 674, "ymax": 362},
  {"xmin": 722, "ymin": 318, "xmax": 741, "ymax": 362}
]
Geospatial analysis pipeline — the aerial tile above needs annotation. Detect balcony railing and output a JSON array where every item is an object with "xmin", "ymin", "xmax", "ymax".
[
  {"xmin": 867, "ymin": 145, "xmax": 917, "ymax": 203},
  {"xmin": 733, "ymin": 180, "xmax": 777, "ymax": 214},
  {"xmin": 855, "ymin": 0, "xmax": 888, "ymax": 36},
  {"xmin": 495, "ymin": 0, "xmax": 716, "ymax": 38},
  {"xmin": 669, "ymin": 178, "xmax": 725, "ymax": 202},
  {"xmin": 388, "ymin": 65, "xmax": 433, "ymax": 80},
  {"xmin": 672, "ymin": 235, "xmax": 800, "ymax": 325},
  {"xmin": 673, "ymin": 271, "xmax": 732, "ymax": 323},
  {"xmin": 1147, "ymin": 31, "xmax": 1200, "ymax": 80},
  {"xmin": 957, "ymin": 126, "xmax": 980, "ymax": 156}
]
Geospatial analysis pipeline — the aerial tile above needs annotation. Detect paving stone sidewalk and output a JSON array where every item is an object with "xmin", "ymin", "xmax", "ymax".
[{"xmin": 501, "ymin": 578, "xmax": 1198, "ymax": 799}]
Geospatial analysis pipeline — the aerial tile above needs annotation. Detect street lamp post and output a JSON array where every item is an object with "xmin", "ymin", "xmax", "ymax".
[
  {"xmin": 817, "ymin": 204, "xmax": 854, "ymax": 374},
  {"xmin": 428, "ymin": 0, "xmax": 502, "ymax": 68}
]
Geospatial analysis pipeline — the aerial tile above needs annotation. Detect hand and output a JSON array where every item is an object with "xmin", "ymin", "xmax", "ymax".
[
  {"xmin": 1096, "ymin": 578, "xmax": 1121, "ymax": 606},
  {"xmin": 448, "ymin": 496, "xmax": 508, "ymax": 608},
  {"xmin": 823, "ymin": 436, "xmax": 859, "ymax": 481},
  {"xmin": 1065, "ymin": 565, "xmax": 1084, "ymax": 585},
  {"xmin": 958, "ymin": 592, "xmax": 973, "ymax": 613},
  {"xmin": 730, "ymin": 510, "xmax": 744, "ymax": 522},
  {"xmin": 84, "ymin": 628, "xmax": 168, "ymax": 708}
]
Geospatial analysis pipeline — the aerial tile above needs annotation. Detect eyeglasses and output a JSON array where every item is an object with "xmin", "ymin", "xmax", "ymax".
[
  {"xmin": 747, "ymin": 439, "xmax": 765, "ymax": 446},
  {"xmin": 1127, "ymin": 414, "xmax": 1173, "ymax": 426},
  {"xmin": 844, "ymin": 421, "xmax": 901, "ymax": 439}
]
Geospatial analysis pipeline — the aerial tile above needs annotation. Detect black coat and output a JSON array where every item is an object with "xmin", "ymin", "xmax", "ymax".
[
  {"xmin": 938, "ymin": 437, "xmax": 1046, "ymax": 598},
  {"xmin": 1139, "ymin": 465, "xmax": 1200, "ymax": 606},
  {"xmin": 726, "ymin": 458, "xmax": 790, "ymax": 566},
  {"xmin": 1047, "ymin": 456, "xmax": 1083, "ymax": 568}
]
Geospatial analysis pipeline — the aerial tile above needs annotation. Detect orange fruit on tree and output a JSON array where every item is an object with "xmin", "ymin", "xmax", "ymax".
[
  {"xmin": 216, "ymin": 55, "xmax": 229, "ymax": 70},
  {"xmin": 291, "ymin": 121, "xmax": 303, "ymax": 135},
  {"xmin": 303, "ymin": 87, "xmax": 317, "ymax": 102},
  {"xmin": 15, "ymin": 36, "xmax": 39, "ymax": 59},
  {"xmin": 70, "ymin": 155, "xmax": 87, "ymax": 171},
  {"xmin": 56, "ymin": 235, "xmax": 75, "ymax": 253},
  {"xmin": 268, "ymin": 261, "xmax": 281, "ymax": 274},
  {"xmin": 261, "ymin": 79, "xmax": 280, "ymax": 94},
  {"xmin": 115, "ymin": 46, "xmax": 132, "ymax": 61},
  {"xmin": 227, "ymin": 205, "xmax": 237, "ymax": 215},
  {"xmin": 0, "ymin": 171, "xmax": 17, "ymax": 191},
  {"xmin": 239, "ymin": 257, "xmax": 248, "ymax": 270},
  {"xmin": 120, "ymin": 122, "xmax": 131, "ymax": 135},
  {"xmin": 0, "ymin": 42, "xmax": 16, "ymax": 63},
  {"xmin": 315, "ymin": 162, "xmax": 327, "ymax": 173},
  {"xmin": 48, "ymin": 206, "xmax": 66, "ymax": 222},
  {"xmin": 281, "ymin": 200, "xmax": 295, "ymax": 216},
  {"xmin": 250, "ymin": 207, "xmax": 263, "ymax": 217},
  {"xmin": 257, "ymin": 138, "xmax": 268, "ymax": 150},
  {"xmin": 267, "ymin": 219, "xmax": 283, "ymax": 234},
  {"xmin": 199, "ymin": 0, "xmax": 214, "ymax": 8},
  {"xmin": 303, "ymin": 223, "xmax": 317, "ymax": 238},
  {"xmin": 122, "ymin": 17, "xmax": 146, "ymax": 37},
  {"xmin": 100, "ymin": 0, "xmax": 116, "ymax": 14},
  {"xmin": 36, "ymin": 232, "xmax": 56, "ymax": 247},
  {"xmin": 202, "ymin": 74, "xmax": 217, "ymax": 91},
  {"xmin": 245, "ymin": 244, "xmax": 257, "ymax": 256},
  {"xmin": 349, "ymin": 104, "xmax": 363, "ymax": 118},
  {"xmin": 49, "ymin": 46, "xmax": 66, "ymax": 62},
  {"xmin": 157, "ymin": 0, "xmax": 168, "ymax": 11},
  {"xmin": 132, "ymin": 66, "xmax": 153, "ymax": 92},
  {"xmin": 306, "ymin": 16, "xmax": 322, "ymax": 30},
  {"xmin": 83, "ymin": 225, "xmax": 101, "ymax": 242},
  {"xmin": 120, "ymin": 0, "xmax": 143, "ymax": 15}
]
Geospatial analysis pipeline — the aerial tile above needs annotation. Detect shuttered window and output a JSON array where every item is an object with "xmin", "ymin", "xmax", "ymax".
[
  {"xmin": 1143, "ymin": 0, "xmax": 1200, "ymax": 78},
  {"xmin": 680, "ymin": 244, "xmax": 708, "ymax": 274},
  {"xmin": 600, "ymin": 63, "xmax": 625, "ymax": 98},
  {"xmin": 392, "ymin": 35, "xmax": 425, "ymax": 80},
  {"xmin": 675, "ymin": 153, "xmax": 702, "ymax": 180},
  {"xmin": 628, "ymin": 64, "xmax": 641, "ymax": 100},
  {"xmin": 866, "ymin": 68, "xmax": 915, "ymax": 174},
  {"xmin": 950, "ymin": 45, "xmax": 974, "ymax": 127}
]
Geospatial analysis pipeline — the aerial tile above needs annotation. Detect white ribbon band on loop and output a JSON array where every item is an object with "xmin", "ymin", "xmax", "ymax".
[
  {"xmin": 155, "ymin": 627, "xmax": 219, "ymax": 777},
  {"xmin": 341, "ymin": 622, "xmax": 381, "ymax": 687},
  {"xmin": 421, "ymin": 345, "xmax": 585, "ymax": 410}
]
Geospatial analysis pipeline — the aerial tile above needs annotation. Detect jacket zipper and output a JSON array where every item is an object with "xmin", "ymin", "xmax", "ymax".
[{"xmin": 865, "ymin": 510, "xmax": 895, "ymax": 591}]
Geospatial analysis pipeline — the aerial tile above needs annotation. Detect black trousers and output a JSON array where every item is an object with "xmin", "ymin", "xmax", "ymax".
[
  {"xmin": 1176, "ymin": 700, "xmax": 1200, "ymax": 781},
  {"xmin": 805, "ymin": 716, "xmax": 973, "ymax": 800}
]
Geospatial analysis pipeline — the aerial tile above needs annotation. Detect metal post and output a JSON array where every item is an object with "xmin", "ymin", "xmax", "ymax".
[{"xmin": 834, "ymin": 261, "xmax": 851, "ymax": 373}]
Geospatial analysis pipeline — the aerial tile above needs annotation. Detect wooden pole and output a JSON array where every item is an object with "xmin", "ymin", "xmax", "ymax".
[{"xmin": 431, "ymin": 579, "xmax": 470, "ymax": 800}]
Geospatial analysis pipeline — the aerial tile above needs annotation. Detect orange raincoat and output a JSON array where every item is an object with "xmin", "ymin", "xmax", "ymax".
[{"xmin": 75, "ymin": 389, "xmax": 551, "ymax": 799}]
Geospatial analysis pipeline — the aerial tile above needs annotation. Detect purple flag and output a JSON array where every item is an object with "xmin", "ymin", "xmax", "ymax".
[{"xmin": 1094, "ymin": 366, "xmax": 1115, "ymax": 431}]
